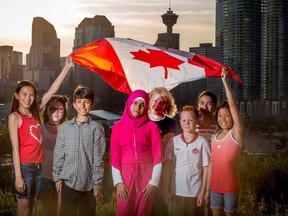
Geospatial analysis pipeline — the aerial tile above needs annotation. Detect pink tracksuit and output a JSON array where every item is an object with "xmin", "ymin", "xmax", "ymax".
[{"xmin": 110, "ymin": 90, "xmax": 162, "ymax": 216}]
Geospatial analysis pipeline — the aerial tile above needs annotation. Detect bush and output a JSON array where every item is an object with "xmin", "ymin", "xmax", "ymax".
[
  {"xmin": 96, "ymin": 192, "xmax": 117, "ymax": 216},
  {"xmin": 0, "ymin": 190, "xmax": 16, "ymax": 215},
  {"xmin": 0, "ymin": 165, "xmax": 13, "ymax": 191},
  {"xmin": 238, "ymin": 155, "xmax": 288, "ymax": 215},
  {"xmin": 1, "ymin": 155, "xmax": 288, "ymax": 215}
]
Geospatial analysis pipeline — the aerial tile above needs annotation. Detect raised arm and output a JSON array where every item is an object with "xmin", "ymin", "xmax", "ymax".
[
  {"xmin": 221, "ymin": 67, "xmax": 244, "ymax": 144},
  {"xmin": 39, "ymin": 56, "xmax": 73, "ymax": 110}
]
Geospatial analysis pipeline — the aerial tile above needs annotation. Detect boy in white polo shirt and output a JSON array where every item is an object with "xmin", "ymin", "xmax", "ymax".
[{"xmin": 164, "ymin": 105, "xmax": 211, "ymax": 216}]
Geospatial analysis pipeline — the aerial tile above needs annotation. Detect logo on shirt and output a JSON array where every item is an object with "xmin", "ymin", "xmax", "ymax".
[
  {"xmin": 175, "ymin": 148, "xmax": 181, "ymax": 151},
  {"xmin": 192, "ymin": 148, "xmax": 199, "ymax": 154},
  {"xmin": 30, "ymin": 123, "xmax": 42, "ymax": 144}
]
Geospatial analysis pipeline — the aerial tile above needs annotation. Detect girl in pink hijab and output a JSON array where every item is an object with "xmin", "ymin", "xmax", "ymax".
[{"xmin": 110, "ymin": 89, "xmax": 162, "ymax": 216}]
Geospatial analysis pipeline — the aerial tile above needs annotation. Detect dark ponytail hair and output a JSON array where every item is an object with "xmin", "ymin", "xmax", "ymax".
[
  {"xmin": 10, "ymin": 80, "xmax": 40, "ymax": 120},
  {"xmin": 215, "ymin": 101, "xmax": 230, "ymax": 118}
]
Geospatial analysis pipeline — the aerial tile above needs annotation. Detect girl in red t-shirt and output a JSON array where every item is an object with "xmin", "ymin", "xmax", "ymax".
[{"xmin": 8, "ymin": 56, "xmax": 72, "ymax": 215}]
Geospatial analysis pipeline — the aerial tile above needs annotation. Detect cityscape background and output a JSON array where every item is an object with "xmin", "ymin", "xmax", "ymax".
[
  {"xmin": 0, "ymin": 0, "xmax": 215, "ymax": 59},
  {"xmin": 0, "ymin": 1, "xmax": 287, "ymax": 214},
  {"xmin": 0, "ymin": 0, "xmax": 287, "ymax": 142}
]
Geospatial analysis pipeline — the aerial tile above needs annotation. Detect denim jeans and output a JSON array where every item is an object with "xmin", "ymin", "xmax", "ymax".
[
  {"xmin": 210, "ymin": 191, "xmax": 239, "ymax": 213},
  {"xmin": 12, "ymin": 163, "xmax": 42, "ymax": 198}
]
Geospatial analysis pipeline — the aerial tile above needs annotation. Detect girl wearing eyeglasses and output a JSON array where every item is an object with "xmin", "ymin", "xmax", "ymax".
[
  {"xmin": 40, "ymin": 95, "xmax": 68, "ymax": 216},
  {"xmin": 8, "ymin": 56, "xmax": 73, "ymax": 216}
]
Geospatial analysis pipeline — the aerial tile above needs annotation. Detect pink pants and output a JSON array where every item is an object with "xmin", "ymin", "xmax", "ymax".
[{"xmin": 117, "ymin": 163, "xmax": 155, "ymax": 216}]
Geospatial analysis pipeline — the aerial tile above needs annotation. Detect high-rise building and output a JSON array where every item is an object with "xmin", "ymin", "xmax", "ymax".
[
  {"xmin": 189, "ymin": 43, "xmax": 223, "ymax": 104},
  {"xmin": 216, "ymin": 0, "xmax": 288, "ymax": 118},
  {"xmin": 0, "ymin": 46, "xmax": 24, "ymax": 103},
  {"xmin": 0, "ymin": 46, "xmax": 13, "ymax": 81},
  {"xmin": 25, "ymin": 17, "xmax": 61, "ymax": 93},
  {"xmin": 262, "ymin": 0, "xmax": 288, "ymax": 101},
  {"xmin": 216, "ymin": 0, "xmax": 262, "ymax": 101},
  {"xmin": 72, "ymin": 15, "xmax": 127, "ymax": 113},
  {"xmin": 27, "ymin": 17, "xmax": 60, "ymax": 72},
  {"xmin": 0, "ymin": 46, "xmax": 12, "ymax": 104},
  {"xmin": 12, "ymin": 51, "xmax": 22, "ymax": 65},
  {"xmin": 11, "ymin": 51, "xmax": 24, "ymax": 82}
]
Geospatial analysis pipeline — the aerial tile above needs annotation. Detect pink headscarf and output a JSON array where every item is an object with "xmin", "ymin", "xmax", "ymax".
[{"xmin": 121, "ymin": 89, "xmax": 149, "ymax": 128}]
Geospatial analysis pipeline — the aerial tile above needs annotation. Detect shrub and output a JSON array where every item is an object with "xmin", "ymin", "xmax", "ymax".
[
  {"xmin": 1, "ymin": 155, "xmax": 288, "ymax": 215},
  {"xmin": 0, "ymin": 190, "xmax": 16, "ymax": 215},
  {"xmin": 0, "ymin": 165, "xmax": 13, "ymax": 190},
  {"xmin": 96, "ymin": 192, "xmax": 117, "ymax": 216},
  {"xmin": 238, "ymin": 155, "xmax": 288, "ymax": 215}
]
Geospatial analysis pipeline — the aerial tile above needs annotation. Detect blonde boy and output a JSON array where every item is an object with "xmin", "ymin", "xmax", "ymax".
[{"xmin": 164, "ymin": 105, "xmax": 210, "ymax": 216}]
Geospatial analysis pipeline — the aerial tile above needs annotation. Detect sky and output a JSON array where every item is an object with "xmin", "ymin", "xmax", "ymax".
[{"xmin": 0, "ymin": 0, "xmax": 215, "ymax": 61}]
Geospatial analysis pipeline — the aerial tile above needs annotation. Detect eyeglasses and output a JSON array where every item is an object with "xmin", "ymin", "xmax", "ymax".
[{"xmin": 48, "ymin": 107, "xmax": 65, "ymax": 113}]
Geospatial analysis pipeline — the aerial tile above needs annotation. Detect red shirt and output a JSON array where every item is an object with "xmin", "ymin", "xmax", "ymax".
[
  {"xmin": 17, "ymin": 111, "xmax": 44, "ymax": 163},
  {"xmin": 210, "ymin": 130, "xmax": 242, "ymax": 193}
]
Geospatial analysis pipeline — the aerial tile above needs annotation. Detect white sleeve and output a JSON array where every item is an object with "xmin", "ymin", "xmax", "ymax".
[
  {"xmin": 148, "ymin": 163, "xmax": 162, "ymax": 187},
  {"xmin": 111, "ymin": 166, "xmax": 123, "ymax": 186},
  {"xmin": 202, "ymin": 138, "xmax": 211, "ymax": 167}
]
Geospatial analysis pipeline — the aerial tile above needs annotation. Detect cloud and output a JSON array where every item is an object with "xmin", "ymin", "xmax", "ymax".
[{"xmin": 0, "ymin": 0, "xmax": 216, "ymax": 59}]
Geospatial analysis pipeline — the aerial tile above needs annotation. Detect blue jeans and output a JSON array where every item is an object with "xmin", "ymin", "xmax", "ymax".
[
  {"xmin": 12, "ymin": 163, "xmax": 42, "ymax": 199},
  {"xmin": 210, "ymin": 191, "xmax": 239, "ymax": 213}
]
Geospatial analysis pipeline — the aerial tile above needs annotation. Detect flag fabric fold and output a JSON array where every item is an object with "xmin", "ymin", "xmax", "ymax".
[{"xmin": 71, "ymin": 38, "xmax": 243, "ymax": 94}]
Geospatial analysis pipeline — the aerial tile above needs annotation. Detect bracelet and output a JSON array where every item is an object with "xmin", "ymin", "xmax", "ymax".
[{"xmin": 206, "ymin": 189, "xmax": 210, "ymax": 192}]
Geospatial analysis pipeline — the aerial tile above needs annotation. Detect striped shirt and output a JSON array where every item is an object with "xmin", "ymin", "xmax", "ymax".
[
  {"xmin": 196, "ymin": 122, "xmax": 218, "ymax": 146},
  {"xmin": 53, "ymin": 116, "xmax": 106, "ymax": 191}
]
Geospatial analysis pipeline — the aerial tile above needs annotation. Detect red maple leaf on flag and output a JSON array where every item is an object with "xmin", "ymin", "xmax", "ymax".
[{"xmin": 130, "ymin": 49, "xmax": 185, "ymax": 79}]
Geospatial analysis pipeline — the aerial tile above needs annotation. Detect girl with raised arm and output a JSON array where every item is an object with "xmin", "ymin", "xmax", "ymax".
[
  {"xmin": 206, "ymin": 68, "xmax": 244, "ymax": 216},
  {"xmin": 8, "ymin": 56, "xmax": 72, "ymax": 216}
]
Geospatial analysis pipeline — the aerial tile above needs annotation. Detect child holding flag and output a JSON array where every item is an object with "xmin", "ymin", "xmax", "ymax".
[
  {"xmin": 206, "ymin": 68, "xmax": 244, "ymax": 215},
  {"xmin": 8, "ymin": 56, "xmax": 73, "ymax": 215}
]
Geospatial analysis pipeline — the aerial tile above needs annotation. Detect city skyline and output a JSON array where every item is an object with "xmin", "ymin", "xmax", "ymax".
[{"xmin": 0, "ymin": 0, "xmax": 215, "ymax": 59}]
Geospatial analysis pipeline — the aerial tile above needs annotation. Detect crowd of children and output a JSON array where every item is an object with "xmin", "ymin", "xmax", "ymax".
[{"xmin": 8, "ymin": 58, "xmax": 244, "ymax": 216}]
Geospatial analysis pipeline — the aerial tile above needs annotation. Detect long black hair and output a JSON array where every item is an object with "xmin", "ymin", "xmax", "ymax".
[
  {"xmin": 9, "ymin": 80, "xmax": 40, "ymax": 120},
  {"xmin": 215, "ymin": 101, "xmax": 230, "ymax": 118}
]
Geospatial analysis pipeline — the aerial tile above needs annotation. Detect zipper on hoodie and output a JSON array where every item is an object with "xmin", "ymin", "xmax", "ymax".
[
  {"xmin": 133, "ymin": 128, "xmax": 139, "ymax": 192},
  {"xmin": 133, "ymin": 128, "xmax": 138, "ymax": 160}
]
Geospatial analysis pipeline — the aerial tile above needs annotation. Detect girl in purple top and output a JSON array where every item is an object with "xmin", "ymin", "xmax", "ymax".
[
  {"xmin": 110, "ymin": 89, "xmax": 162, "ymax": 216},
  {"xmin": 40, "ymin": 95, "xmax": 68, "ymax": 216}
]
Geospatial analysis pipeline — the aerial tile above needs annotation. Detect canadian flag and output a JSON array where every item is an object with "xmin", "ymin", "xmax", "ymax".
[{"xmin": 71, "ymin": 38, "xmax": 243, "ymax": 94}]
